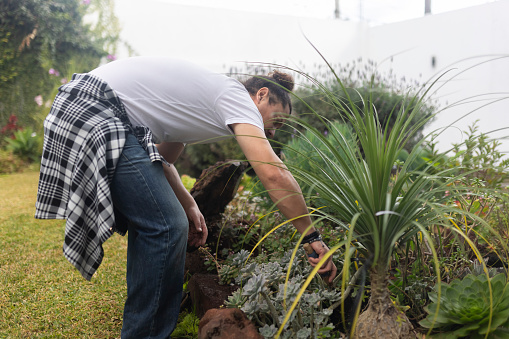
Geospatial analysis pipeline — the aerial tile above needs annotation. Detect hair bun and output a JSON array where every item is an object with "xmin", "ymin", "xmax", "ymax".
[{"xmin": 270, "ymin": 70, "xmax": 294, "ymax": 92}]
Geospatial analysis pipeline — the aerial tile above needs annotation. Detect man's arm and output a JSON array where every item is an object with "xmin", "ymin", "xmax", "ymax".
[
  {"xmin": 231, "ymin": 123, "xmax": 337, "ymax": 281},
  {"xmin": 232, "ymin": 126, "xmax": 314, "ymax": 235},
  {"xmin": 156, "ymin": 142, "xmax": 207, "ymax": 247}
]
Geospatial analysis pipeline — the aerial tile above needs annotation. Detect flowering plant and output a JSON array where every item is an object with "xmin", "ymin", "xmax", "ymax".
[{"xmin": 0, "ymin": 114, "xmax": 21, "ymax": 139}]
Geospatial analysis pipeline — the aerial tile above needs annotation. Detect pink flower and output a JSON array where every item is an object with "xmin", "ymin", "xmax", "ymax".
[
  {"xmin": 34, "ymin": 95, "xmax": 43, "ymax": 106},
  {"xmin": 60, "ymin": 78, "xmax": 68, "ymax": 84},
  {"xmin": 48, "ymin": 68, "xmax": 60, "ymax": 76},
  {"xmin": 82, "ymin": 0, "xmax": 91, "ymax": 4},
  {"xmin": 107, "ymin": 54, "xmax": 117, "ymax": 61}
]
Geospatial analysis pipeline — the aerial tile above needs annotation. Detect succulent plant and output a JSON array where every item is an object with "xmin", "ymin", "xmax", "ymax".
[
  {"xmin": 218, "ymin": 264, "xmax": 237, "ymax": 285},
  {"xmin": 231, "ymin": 249, "xmax": 250, "ymax": 267},
  {"xmin": 222, "ymin": 248, "xmax": 343, "ymax": 338},
  {"xmin": 259, "ymin": 324, "xmax": 278, "ymax": 338},
  {"xmin": 242, "ymin": 274, "xmax": 268, "ymax": 300},
  {"xmin": 420, "ymin": 273, "xmax": 509, "ymax": 338},
  {"xmin": 224, "ymin": 289, "xmax": 247, "ymax": 309}
]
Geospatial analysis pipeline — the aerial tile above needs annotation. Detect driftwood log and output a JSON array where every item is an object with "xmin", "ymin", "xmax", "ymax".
[{"xmin": 190, "ymin": 160, "xmax": 249, "ymax": 221}]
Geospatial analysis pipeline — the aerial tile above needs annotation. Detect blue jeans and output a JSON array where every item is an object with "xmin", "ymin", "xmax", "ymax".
[{"xmin": 111, "ymin": 133, "xmax": 188, "ymax": 339}]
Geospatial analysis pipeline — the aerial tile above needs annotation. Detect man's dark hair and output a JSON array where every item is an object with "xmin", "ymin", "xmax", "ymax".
[{"xmin": 243, "ymin": 70, "xmax": 295, "ymax": 114}]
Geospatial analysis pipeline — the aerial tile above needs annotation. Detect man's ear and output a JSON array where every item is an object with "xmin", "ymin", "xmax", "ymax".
[{"xmin": 257, "ymin": 87, "xmax": 269, "ymax": 103}]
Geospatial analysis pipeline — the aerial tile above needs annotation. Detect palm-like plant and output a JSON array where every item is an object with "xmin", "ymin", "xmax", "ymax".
[
  {"xmin": 244, "ymin": 52, "xmax": 509, "ymax": 338},
  {"xmin": 279, "ymin": 67, "xmax": 482, "ymax": 337}
]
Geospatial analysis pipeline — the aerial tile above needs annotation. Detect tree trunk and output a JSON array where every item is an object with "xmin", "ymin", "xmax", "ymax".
[{"xmin": 353, "ymin": 267, "xmax": 416, "ymax": 339}]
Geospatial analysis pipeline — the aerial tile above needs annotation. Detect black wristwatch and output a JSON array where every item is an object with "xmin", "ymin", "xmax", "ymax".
[{"xmin": 302, "ymin": 230, "xmax": 322, "ymax": 244}]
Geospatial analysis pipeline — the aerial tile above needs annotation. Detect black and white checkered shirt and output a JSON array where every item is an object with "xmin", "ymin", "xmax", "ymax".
[{"xmin": 35, "ymin": 73, "xmax": 165, "ymax": 280}]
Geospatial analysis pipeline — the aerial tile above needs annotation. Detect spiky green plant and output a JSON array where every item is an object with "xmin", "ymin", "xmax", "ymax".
[
  {"xmin": 282, "ymin": 121, "xmax": 356, "ymax": 190},
  {"xmin": 282, "ymin": 95, "xmax": 438, "ymax": 338},
  {"xmin": 420, "ymin": 273, "xmax": 509, "ymax": 339},
  {"xmin": 270, "ymin": 59, "xmax": 508, "ymax": 338}
]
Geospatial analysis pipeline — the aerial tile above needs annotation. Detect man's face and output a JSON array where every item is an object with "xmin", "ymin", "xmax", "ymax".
[
  {"xmin": 260, "ymin": 102, "xmax": 289, "ymax": 139},
  {"xmin": 251, "ymin": 87, "xmax": 290, "ymax": 139}
]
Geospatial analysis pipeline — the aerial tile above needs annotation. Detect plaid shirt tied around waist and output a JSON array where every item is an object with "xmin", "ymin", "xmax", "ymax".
[{"xmin": 35, "ymin": 73, "xmax": 166, "ymax": 280}]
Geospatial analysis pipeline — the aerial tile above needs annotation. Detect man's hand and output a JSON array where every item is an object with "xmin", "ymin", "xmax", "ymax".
[
  {"xmin": 306, "ymin": 240, "xmax": 337, "ymax": 284},
  {"xmin": 186, "ymin": 205, "xmax": 207, "ymax": 247}
]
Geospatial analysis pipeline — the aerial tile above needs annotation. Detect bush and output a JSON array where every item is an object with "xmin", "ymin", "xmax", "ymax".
[
  {"xmin": 447, "ymin": 120, "xmax": 509, "ymax": 189},
  {"xmin": 282, "ymin": 121, "xmax": 357, "ymax": 206},
  {"xmin": 4, "ymin": 127, "xmax": 42, "ymax": 163},
  {"xmin": 0, "ymin": 114, "xmax": 21, "ymax": 148},
  {"xmin": 287, "ymin": 82, "xmax": 436, "ymax": 153},
  {"xmin": 0, "ymin": 0, "xmax": 123, "ymax": 130},
  {"xmin": 0, "ymin": 149, "xmax": 25, "ymax": 174},
  {"xmin": 424, "ymin": 120, "xmax": 509, "ymax": 275}
]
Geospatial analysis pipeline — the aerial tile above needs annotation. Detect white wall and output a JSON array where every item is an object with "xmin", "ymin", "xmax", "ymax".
[
  {"xmin": 367, "ymin": 1, "xmax": 509, "ymax": 153},
  {"xmin": 114, "ymin": 0, "xmax": 509, "ymax": 153},
  {"xmin": 115, "ymin": 0, "xmax": 364, "ymax": 72}
]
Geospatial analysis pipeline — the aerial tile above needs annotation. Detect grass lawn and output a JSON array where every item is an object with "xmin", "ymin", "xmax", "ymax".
[{"xmin": 0, "ymin": 170, "xmax": 128, "ymax": 338}]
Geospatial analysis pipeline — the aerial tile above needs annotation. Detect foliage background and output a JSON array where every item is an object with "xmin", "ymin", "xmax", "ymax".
[{"xmin": 0, "ymin": 0, "xmax": 124, "ymax": 133}]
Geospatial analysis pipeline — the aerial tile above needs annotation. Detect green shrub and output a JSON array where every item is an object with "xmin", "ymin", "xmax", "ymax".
[
  {"xmin": 295, "ymin": 87, "xmax": 431, "ymax": 141},
  {"xmin": 420, "ymin": 273, "xmax": 509, "ymax": 338},
  {"xmin": 426, "ymin": 120, "xmax": 509, "ymax": 271},
  {"xmin": 4, "ymin": 127, "xmax": 42, "ymax": 163},
  {"xmin": 181, "ymin": 174, "xmax": 196, "ymax": 192},
  {"xmin": 0, "ymin": 0, "xmax": 123, "ymax": 129},
  {"xmin": 172, "ymin": 311, "xmax": 199, "ymax": 338},
  {"xmin": 282, "ymin": 121, "xmax": 357, "ymax": 205},
  {"xmin": 447, "ymin": 120, "xmax": 509, "ymax": 189},
  {"xmin": 279, "ymin": 75, "xmax": 437, "ymax": 155},
  {"xmin": 0, "ymin": 149, "xmax": 25, "ymax": 174}
]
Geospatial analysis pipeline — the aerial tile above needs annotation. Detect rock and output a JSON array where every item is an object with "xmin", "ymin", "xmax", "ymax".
[
  {"xmin": 198, "ymin": 308, "xmax": 262, "ymax": 339},
  {"xmin": 190, "ymin": 160, "xmax": 248, "ymax": 220},
  {"xmin": 188, "ymin": 273, "xmax": 238, "ymax": 318},
  {"xmin": 184, "ymin": 249, "xmax": 209, "ymax": 275}
]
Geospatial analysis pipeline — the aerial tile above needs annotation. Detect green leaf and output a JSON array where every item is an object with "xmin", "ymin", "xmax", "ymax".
[{"xmin": 445, "ymin": 287, "xmax": 460, "ymax": 301}]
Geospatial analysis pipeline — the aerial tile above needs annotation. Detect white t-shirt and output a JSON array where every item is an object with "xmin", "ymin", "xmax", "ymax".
[{"xmin": 90, "ymin": 56, "xmax": 264, "ymax": 144}]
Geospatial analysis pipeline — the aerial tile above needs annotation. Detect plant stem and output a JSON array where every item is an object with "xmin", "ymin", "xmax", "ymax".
[
  {"xmin": 368, "ymin": 266, "xmax": 392, "ymax": 312},
  {"xmin": 261, "ymin": 291, "xmax": 280, "ymax": 328},
  {"xmin": 254, "ymin": 313, "xmax": 263, "ymax": 327},
  {"xmin": 329, "ymin": 266, "xmax": 363, "ymax": 310},
  {"xmin": 403, "ymin": 241, "xmax": 410, "ymax": 290},
  {"xmin": 198, "ymin": 247, "xmax": 221, "ymax": 273},
  {"xmin": 310, "ymin": 306, "xmax": 314, "ymax": 337},
  {"xmin": 297, "ymin": 308, "xmax": 303, "ymax": 328}
]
